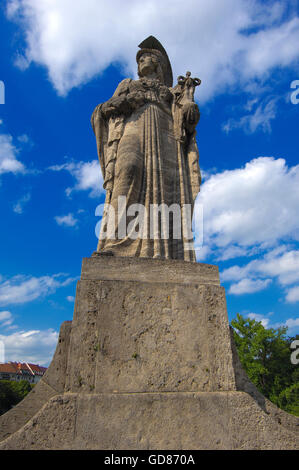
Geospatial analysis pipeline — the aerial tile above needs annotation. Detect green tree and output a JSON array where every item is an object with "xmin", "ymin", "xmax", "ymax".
[
  {"xmin": 231, "ymin": 313, "xmax": 299, "ymax": 416},
  {"xmin": 0, "ymin": 380, "xmax": 33, "ymax": 416},
  {"xmin": 277, "ymin": 382, "xmax": 299, "ymax": 416}
]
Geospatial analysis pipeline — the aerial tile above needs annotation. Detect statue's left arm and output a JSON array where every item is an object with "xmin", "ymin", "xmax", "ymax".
[
  {"xmin": 181, "ymin": 101, "xmax": 200, "ymax": 135},
  {"xmin": 171, "ymin": 72, "xmax": 201, "ymax": 139},
  {"xmin": 171, "ymin": 73, "xmax": 202, "ymax": 204}
]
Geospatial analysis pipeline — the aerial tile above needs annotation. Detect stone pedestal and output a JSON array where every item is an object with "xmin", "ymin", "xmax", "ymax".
[{"xmin": 0, "ymin": 256, "xmax": 298, "ymax": 449}]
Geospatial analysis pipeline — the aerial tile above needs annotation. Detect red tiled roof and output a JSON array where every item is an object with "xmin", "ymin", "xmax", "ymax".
[
  {"xmin": 28, "ymin": 363, "xmax": 47, "ymax": 374},
  {"xmin": 0, "ymin": 362, "xmax": 47, "ymax": 376},
  {"xmin": 0, "ymin": 363, "xmax": 20, "ymax": 374}
]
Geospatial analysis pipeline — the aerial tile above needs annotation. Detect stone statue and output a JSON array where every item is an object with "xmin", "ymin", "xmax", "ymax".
[{"xmin": 91, "ymin": 36, "xmax": 201, "ymax": 261}]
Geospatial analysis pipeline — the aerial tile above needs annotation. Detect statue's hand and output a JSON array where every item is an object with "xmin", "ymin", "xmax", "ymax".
[
  {"xmin": 126, "ymin": 91, "xmax": 146, "ymax": 110},
  {"xmin": 102, "ymin": 95, "xmax": 132, "ymax": 118}
]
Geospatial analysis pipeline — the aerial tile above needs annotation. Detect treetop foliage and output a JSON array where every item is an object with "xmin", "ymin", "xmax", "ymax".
[{"xmin": 231, "ymin": 313, "xmax": 299, "ymax": 416}]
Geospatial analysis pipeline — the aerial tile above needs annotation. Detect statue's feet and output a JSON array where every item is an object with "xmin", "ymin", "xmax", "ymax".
[{"xmin": 92, "ymin": 250, "xmax": 114, "ymax": 257}]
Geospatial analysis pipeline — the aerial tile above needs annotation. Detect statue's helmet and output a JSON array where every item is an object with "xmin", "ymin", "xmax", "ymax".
[{"xmin": 136, "ymin": 36, "xmax": 173, "ymax": 87}]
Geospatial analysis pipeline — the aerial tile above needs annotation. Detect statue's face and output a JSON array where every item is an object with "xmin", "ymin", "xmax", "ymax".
[{"xmin": 138, "ymin": 53, "xmax": 157, "ymax": 77}]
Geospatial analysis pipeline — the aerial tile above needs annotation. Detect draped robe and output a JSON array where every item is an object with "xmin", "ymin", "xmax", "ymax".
[{"xmin": 91, "ymin": 77, "xmax": 201, "ymax": 261}]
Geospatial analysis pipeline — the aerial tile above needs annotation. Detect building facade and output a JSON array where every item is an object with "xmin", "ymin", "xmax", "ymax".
[{"xmin": 0, "ymin": 362, "xmax": 47, "ymax": 384}]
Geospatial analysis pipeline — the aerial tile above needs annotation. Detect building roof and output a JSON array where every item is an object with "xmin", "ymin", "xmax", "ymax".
[
  {"xmin": 0, "ymin": 362, "xmax": 47, "ymax": 376},
  {"xmin": 26, "ymin": 363, "xmax": 47, "ymax": 374},
  {"xmin": 0, "ymin": 363, "xmax": 20, "ymax": 374}
]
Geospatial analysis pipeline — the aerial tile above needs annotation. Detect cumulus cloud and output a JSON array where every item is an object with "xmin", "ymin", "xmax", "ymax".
[
  {"xmin": 236, "ymin": 312, "xmax": 299, "ymax": 333},
  {"xmin": 0, "ymin": 329, "xmax": 58, "ymax": 366},
  {"xmin": 0, "ymin": 273, "xmax": 77, "ymax": 307},
  {"xmin": 255, "ymin": 249, "xmax": 299, "ymax": 286},
  {"xmin": 6, "ymin": 1, "xmax": 299, "ymax": 100},
  {"xmin": 195, "ymin": 157, "xmax": 299, "ymax": 253},
  {"xmin": 247, "ymin": 312, "xmax": 271, "ymax": 328},
  {"xmin": 285, "ymin": 286, "xmax": 299, "ymax": 303},
  {"xmin": 285, "ymin": 317, "xmax": 299, "ymax": 329},
  {"xmin": 55, "ymin": 213, "xmax": 78, "ymax": 227},
  {"xmin": 229, "ymin": 278, "xmax": 272, "ymax": 295},
  {"xmin": 0, "ymin": 132, "xmax": 25, "ymax": 175},
  {"xmin": 221, "ymin": 248, "xmax": 299, "ymax": 284},
  {"xmin": 0, "ymin": 311, "xmax": 14, "ymax": 328},
  {"xmin": 193, "ymin": 157, "xmax": 299, "ymax": 301},
  {"xmin": 49, "ymin": 160, "xmax": 103, "ymax": 197},
  {"xmin": 220, "ymin": 247, "xmax": 299, "ymax": 299}
]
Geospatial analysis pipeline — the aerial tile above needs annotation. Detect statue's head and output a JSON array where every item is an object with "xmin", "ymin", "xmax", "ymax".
[
  {"xmin": 137, "ymin": 50, "xmax": 165, "ymax": 83},
  {"xmin": 136, "ymin": 36, "xmax": 173, "ymax": 87}
]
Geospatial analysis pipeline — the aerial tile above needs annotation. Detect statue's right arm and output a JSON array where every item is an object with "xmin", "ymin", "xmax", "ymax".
[
  {"xmin": 91, "ymin": 78, "xmax": 133, "ymax": 137},
  {"xmin": 99, "ymin": 78, "xmax": 133, "ymax": 119}
]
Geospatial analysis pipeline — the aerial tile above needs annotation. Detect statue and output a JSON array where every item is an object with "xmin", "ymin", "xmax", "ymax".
[{"xmin": 91, "ymin": 36, "xmax": 201, "ymax": 261}]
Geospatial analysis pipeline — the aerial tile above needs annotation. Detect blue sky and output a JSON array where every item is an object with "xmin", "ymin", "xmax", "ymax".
[{"xmin": 0, "ymin": 0, "xmax": 299, "ymax": 365}]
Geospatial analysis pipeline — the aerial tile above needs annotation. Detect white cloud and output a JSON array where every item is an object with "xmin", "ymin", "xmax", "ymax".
[
  {"xmin": 222, "ymin": 97, "xmax": 279, "ymax": 134},
  {"xmin": 285, "ymin": 317, "xmax": 299, "ymax": 329},
  {"xmin": 221, "ymin": 248, "xmax": 299, "ymax": 285},
  {"xmin": 194, "ymin": 157, "xmax": 299, "ymax": 301},
  {"xmin": 0, "ymin": 273, "xmax": 76, "ymax": 307},
  {"xmin": 0, "ymin": 329, "xmax": 59, "ymax": 366},
  {"xmin": 17, "ymin": 134, "xmax": 30, "ymax": 144},
  {"xmin": 6, "ymin": 1, "xmax": 299, "ymax": 100},
  {"xmin": 195, "ymin": 245, "xmax": 212, "ymax": 262},
  {"xmin": 221, "ymin": 247, "xmax": 299, "ymax": 301},
  {"xmin": 195, "ymin": 157, "xmax": 299, "ymax": 253},
  {"xmin": 229, "ymin": 278, "xmax": 272, "ymax": 295},
  {"xmin": 236, "ymin": 312, "xmax": 299, "ymax": 333},
  {"xmin": 216, "ymin": 245, "xmax": 254, "ymax": 261},
  {"xmin": 285, "ymin": 286, "xmax": 299, "ymax": 303},
  {"xmin": 0, "ymin": 311, "xmax": 14, "ymax": 327},
  {"xmin": 66, "ymin": 295, "xmax": 74, "ymax": 302},
  {"xmin": 255, "ymin": 249, "xmax": 299, "ymax": 286},
  {"xmin": 55, "ymin": 213, "xmax": 78, "ymax": 227},
  {"xmin": 13, "ymin": 192, "xmax": 31, "ymax": 214},
  {"xmin": 49, "ymin": 160, "xmax": 103, "ymax": 197},
  {"xmin": 248, "ymin": 312, "xmax": 271, "ymax": 328},
  {"xmin": 0, "ymin": 133, "xmax": 25, "ymax": 175},
  {"xmin": 243, "ymin": 16, "xmax": 299, "ymax": 77}
]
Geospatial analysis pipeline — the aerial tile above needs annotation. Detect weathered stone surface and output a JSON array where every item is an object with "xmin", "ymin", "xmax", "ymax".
[
  {"xmin": 82, "ymin": 255, "xmax": 220, "ymax": 285},
  {"xmin": 0, "ymin": 256, "xmax": 298, "ymax": 449},
  {"xmin": 0, "ymin": 320, "xmax": 72, "ymax": 441},
  {"xmin": 91, "ymin": 36, "xmax": 201, "ymax": 261},
  {"xmin": 0, "ymin": 391, "xmax": 298, "ymax": 450},
  {"xmin": 0, "ymin": 395, "xmax": 76, "ymax": 450},
  {"xmin": 64, "ymin": 279, "xmax": 235, "ymax": 394}
]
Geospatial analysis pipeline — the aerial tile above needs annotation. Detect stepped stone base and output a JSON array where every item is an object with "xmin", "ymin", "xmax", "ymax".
[
  {"xmin": 1, "ymin": 391, "xmax": 298, "ymax": 450},
  {"xmin": 0, "ymin": 256, "xmax": 298, "ymax": 450}
]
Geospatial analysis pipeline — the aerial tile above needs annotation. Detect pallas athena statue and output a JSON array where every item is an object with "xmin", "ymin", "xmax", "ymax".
[{"xmin": 91, "ymin": 36, "xmax": 201, "ymax": 262}]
